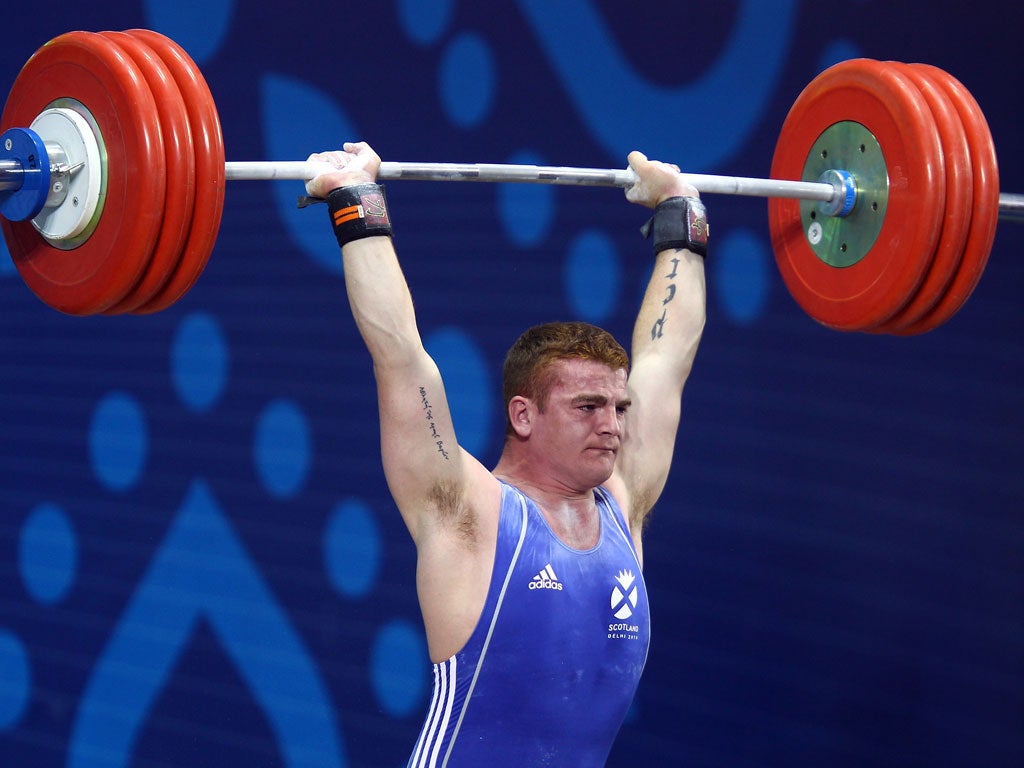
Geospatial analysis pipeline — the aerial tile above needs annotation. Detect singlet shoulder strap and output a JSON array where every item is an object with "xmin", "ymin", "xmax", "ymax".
[{"xmin": 594, "ymin": 485, "xmax": 637, "ymax": 556}]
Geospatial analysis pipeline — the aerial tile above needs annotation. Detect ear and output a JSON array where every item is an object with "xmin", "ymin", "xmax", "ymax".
[{"xmin": 507, "ymin": 395, "xmax": 534, "ymax": 438}]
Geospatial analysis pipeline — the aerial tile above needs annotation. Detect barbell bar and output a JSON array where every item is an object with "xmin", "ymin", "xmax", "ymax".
[
  {"xmin": 9, "ymin": 155, "xmax": 1024, "ymax": 216},
  {"xmin": 223, "ymin": 160, "xmax": 1024, "ymax": 222},
  {"xmin": 11, "ymin": 155, "xmax": 1024, "ymax": 214},
  {"xmin": 0, "ymin": 29, "xmax": 1019, "ymax": 332},
  {"xmin": 0, "ymin": 158, "xmax": 845, "ymax": 210},
  {"xmin": 227, "ymin": 160, "xmax": 840, "ymax": 202}
]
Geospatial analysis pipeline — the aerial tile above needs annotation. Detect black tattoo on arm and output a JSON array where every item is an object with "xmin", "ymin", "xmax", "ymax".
[
  {"xmin": 650, "ymin": 255, "xmax": 681, "ymax": 340},
  {"xmin": 419, "ymin": 386, "xmax": 451, "ymax": 460}
]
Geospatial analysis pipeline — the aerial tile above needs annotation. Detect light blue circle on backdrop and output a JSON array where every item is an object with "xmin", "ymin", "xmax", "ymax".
[
  {"xmin": 439, "ymin": 32, "xmax": 496, "ymax": 128},
  {"xmin": 171, "ymin": 312, "xmax": 229, "ymax": 413},
  {"xmin": 714, "ymin": 227, "xmax": 771, "ymax": 325},
  {"xmin": 0, "ymin": 630, "xmax": 30, "ymax": 729},
  {"xmin": 563, "ymin": 229, "xmax": 622, "ymax": 324},
  {"xmin": 254, "ymin": 399, "xmax": 312, "ymax": 499},
  {"xmin": 818, "ymin": 39, "xmax": 863, "ymax": 72},
  {"xmin": 142, "ymin": 0, "xmax": 234, "ymax": 64},
  {"xmin": 370, "ymin": 619, "xmax": 428, "ymax": 718},
  {"xmin": 397, "ymin": 0, "xmax": 455, "ymax": 45},
  {"xmin": 19, "ymin": 503, "xmax": 77, "ymax": 605},
  {"xmin": 424, "ymin": 327, "xmax": 491, "ymax": 456},
  {"xmin": 260, "ymin": 73, "xmax": 360, "ymax": 275},
  {"xmin": 324, "ymin": 498, "xmax": 382, "ymax": 599},
  {"xmin": 89, "ymin": 392, "xmax": 148, "ymax": 493},
  {"xmin": 497, "ymin": 149, "xmax": 556, "ymax": 248}
]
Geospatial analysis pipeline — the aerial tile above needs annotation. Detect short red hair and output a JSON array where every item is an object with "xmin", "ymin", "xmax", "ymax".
[{"xmin": 502, "ymin": 321, "xmax": 629, "ymax": 435}]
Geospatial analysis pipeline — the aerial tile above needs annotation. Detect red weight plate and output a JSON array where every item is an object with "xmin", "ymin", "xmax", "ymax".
[
  {"xmin": 100, "ymin": 31, "xmax": 196, "ymax": 314},
  {"xmin": 873, "ymin": 62, "xmax": 972, "ymax": 334},
  {"xmin": 0, "ymin": 31, "xmax": 165, "ymax": 315},
  {"xmin": 126, "ymin": 29, "xmax": 225, "ymax": 314},
  {"xmin": 768, "ymin": 58, "xmax": 944, "ymax": 331},
  {"xmin": 894, "ymin": 64, "xmax": 999, "ymax": 336}
]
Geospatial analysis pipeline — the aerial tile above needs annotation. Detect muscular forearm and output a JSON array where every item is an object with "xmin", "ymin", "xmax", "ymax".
[
  {"xmin": 625, "ymin": 150, "xmax": 707, "ymax": 391},
  {"xmin": 340, "ymin": 235, "xmax": 426, "ymax": 370},
  {"xmin": 631, "ymin": 245, "xmax": 706, "ymax": 391},
  {"xmin": 304, "ymin": 143, "xmax": 427, "ymax": 370}
]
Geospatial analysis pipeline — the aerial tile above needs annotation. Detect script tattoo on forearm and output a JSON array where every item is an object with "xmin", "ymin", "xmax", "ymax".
[
  {"xmin": 650, "ymin": 255, "xmax": 680, "ymax": 340},
  {"xmin": 419, "ymin": 386, "xmax": 451, "ymax": 460}
]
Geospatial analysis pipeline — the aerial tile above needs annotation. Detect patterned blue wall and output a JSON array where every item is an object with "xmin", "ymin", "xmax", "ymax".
[{"xmin": 1, "ymin": 2, "xmax": 1022, "ymax": 767}]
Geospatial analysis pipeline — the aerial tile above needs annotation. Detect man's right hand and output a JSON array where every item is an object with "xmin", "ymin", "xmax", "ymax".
[
  {"xmin": 625, "ymin": 150, "xmax": 700, "ymax": 209},
  {"xmin": 305, "ymin": 141, "xmax": 381, "ymax": 198}
]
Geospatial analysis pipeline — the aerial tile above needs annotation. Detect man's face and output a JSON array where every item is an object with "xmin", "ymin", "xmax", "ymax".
[{"xmin": 529, "ymin": 358, "xmax": 630, "ymax": 491}]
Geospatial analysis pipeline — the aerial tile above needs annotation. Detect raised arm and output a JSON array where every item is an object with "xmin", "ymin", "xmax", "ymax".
[
  {"xmin": 608, "ymin": 151, "xmax": 707, "ymax": 538},
  {"xmin": 305, "ymin": 143, "xmax": 495, "ymax": 545}
]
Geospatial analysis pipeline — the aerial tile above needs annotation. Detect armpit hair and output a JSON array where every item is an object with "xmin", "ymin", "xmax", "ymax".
[
  {"xmin": 427, "ymin": 479, "xmax": 478, "ymax": 543},
  {"xmin": 629, "ymin": 486, "xmax": 655, "ymax": 532}
]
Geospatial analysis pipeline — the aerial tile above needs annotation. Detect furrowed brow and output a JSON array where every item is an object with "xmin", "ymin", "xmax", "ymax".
[
  {"xmin": 571, "ymin": 393, "xmax": 608, "ymax": 406},
  {"xmin": 570, "ymin": 394, "xmax": 632, "ymax": 410}
]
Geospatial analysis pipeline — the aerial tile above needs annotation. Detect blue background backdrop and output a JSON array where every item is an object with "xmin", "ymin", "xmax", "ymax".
[{"xmin": 1, "ymin": 1, "xmax": 1022, "ymax": 766}]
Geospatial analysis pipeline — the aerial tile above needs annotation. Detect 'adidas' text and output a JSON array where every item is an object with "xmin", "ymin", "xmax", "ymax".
[
  {"xmin": 529, "ymin": 564, "xmax": 563, "ymax": 591},
  {"xmin": 529, "ymin": 580, "xmax": 562, "ymax": 590}
]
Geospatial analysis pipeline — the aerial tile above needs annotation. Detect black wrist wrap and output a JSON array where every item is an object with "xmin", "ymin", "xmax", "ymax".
[
  {"xmin": 327, "ymin": 183, "xmax": 393, "ymax": 247},
  {"xmin": 640, "ymin": 195, "xmax": 708, "ymax": 257}
]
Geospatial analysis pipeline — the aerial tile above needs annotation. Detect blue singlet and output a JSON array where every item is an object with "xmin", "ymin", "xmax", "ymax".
[{"xmin": 407, "ymin": 481, "xmax": 650, "ymax": 768}]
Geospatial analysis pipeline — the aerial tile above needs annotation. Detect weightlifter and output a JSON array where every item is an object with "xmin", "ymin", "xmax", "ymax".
[{"xmin": 305, "ymin": 141, "xmax": 707, "ymax": 767}]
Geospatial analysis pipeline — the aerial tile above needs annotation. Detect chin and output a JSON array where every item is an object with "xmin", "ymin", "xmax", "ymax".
[{"xmin": 585, "ymin": 458, "xmax": 616, "ymax": 487}]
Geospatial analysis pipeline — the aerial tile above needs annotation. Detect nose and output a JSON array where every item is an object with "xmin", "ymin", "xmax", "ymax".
[{"xmin": 599, "ymin": 405, "xmax": 622, "ymax": 436}]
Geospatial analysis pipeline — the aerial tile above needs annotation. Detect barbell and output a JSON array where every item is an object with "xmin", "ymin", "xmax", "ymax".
[{"xmin": 0, "ymin": 29, "xmax": 1020, "ymax": 332}]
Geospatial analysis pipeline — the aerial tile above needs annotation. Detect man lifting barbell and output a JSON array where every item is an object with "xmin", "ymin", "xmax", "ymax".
[
  {"xmin": 303, "ymin": 140, "xmax": 707, "ymax": 767},
  {"xmin": 4, "ymin": 23, "xmax": 1024, "ymax": 767}
]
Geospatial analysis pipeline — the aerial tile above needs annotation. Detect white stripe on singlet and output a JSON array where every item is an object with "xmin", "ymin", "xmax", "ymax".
[
  {"xmin": 409, "ymin": 656, "xmax": 456, "ymax": 768},
  {"xmin": 439, "ymin": 490, "xmax": 529, "ymax": 767},
  {"xmin": 427, "ymin": 656, "xmax": 455, "ymax": 768}
]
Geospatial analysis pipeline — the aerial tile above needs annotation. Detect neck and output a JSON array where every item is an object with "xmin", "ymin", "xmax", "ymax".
[
  {"xmin": 493, "ymin": 444, "xmax": 589, "ymax": 497},
  {"xmin": 494, "ymin": 448, "xmax": 600, "ymax": 549}
]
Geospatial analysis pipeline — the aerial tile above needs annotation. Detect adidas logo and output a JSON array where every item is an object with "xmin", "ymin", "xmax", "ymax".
[{"xmin": 528, "ymin": 564, "xmax": 563, "ymax": 591}]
